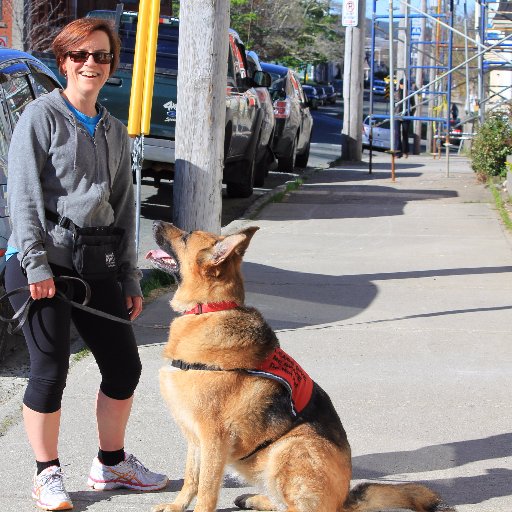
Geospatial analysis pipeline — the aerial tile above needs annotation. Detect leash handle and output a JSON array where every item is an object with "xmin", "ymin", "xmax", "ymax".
[
  {"xmin": 0, "ymin": 276, "xmax": 94, "ymax": 334},
  {"xmin": 0, "ymin": 275, "xmax": 167, "ymax": 332}
]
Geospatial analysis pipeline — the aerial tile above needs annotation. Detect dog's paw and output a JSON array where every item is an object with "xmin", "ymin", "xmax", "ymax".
[
  {"xmin": 235, "ymin": 493, "xmax": 276, "ymax": 510},
  {"xmin": 151, "ymin": 503, "xmax": 183, "ymax": 512},
  {"xmin": 234, "ymin": 494, "xmax": 251, "ymax": 509}
]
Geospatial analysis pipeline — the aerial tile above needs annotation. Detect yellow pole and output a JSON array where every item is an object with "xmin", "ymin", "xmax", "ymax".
[
  {"xmin": 141, "ymin": 0, "xmax": 161, "ymax": 135},
  {"xmin": 127, "ymin": 0, "xmax": 151, "ymax": 137}
]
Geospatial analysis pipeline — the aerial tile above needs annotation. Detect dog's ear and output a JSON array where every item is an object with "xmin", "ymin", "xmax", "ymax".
[{"xmin": 209, "ymin": 226, "xmax": 259, "ymax": 266}]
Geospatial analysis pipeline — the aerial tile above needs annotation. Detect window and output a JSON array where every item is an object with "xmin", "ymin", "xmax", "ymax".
[
  {"xmin": 28, "ymin": 69, "xmax": 59, "ymax": 97},
  {"xmin": 0, "ymin": 92, "xmax": 11, "ymax": 236},
  {"xmin": 1, "ymin": 75, "xmax": 33, "ymax": 126}
]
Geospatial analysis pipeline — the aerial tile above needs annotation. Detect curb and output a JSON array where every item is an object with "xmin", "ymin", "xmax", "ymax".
[{"xmin": 222, "ymin": 164, "xmax": 321, "ymax": 235}]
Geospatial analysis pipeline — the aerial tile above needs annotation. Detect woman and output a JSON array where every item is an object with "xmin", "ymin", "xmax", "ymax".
[{"xmin": 5, "ymin": 18, "xmax": 168, "ymax": 511}]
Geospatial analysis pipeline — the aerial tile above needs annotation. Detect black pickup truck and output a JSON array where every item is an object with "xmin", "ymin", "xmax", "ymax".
[{"xmin": 36, "ymin": 10, "xmax": 269, "ymax": 198}]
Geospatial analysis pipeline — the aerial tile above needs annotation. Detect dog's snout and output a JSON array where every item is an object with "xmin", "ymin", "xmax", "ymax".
[{"xmin": 153, "ymin": 220, "xmax": 164, "ymax": 233}]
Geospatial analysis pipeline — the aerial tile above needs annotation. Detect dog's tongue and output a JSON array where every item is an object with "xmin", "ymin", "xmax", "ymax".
[{"xmin": 145, "ymin": 249, "xmax": 171, "ymax": 260}]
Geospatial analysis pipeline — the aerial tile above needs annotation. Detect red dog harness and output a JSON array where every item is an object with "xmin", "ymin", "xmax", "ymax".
[
  {"xmin": 171, "ymin": 347, "xmax": 314, "ymax": 417},
  {"xmin": 247, "ymin": 348, "xmax": 313, "ymax": 415}
]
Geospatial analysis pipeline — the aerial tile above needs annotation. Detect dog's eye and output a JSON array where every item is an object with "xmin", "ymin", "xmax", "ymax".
[{"xmin": 181, "ymin": 232, "xmax": 191, "ymax": 244}]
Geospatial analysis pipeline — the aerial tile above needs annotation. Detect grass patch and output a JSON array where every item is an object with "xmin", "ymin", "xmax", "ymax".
[
  {"xmin": 271, "ymin": 177, "xmax": 304, "ymax": 203},
  {"xmin": 489, "ymin": 179, "xmax": 512, "ymax": 231},
  {"xmin": 0, "ymin": 413, "xmax": 17, "ymax": 437},
  {"xmin": 72, "ymin": 347, "xmax": 90, "ymax": 363},
  {"xmin": 141, "ymin": 269, "xmax": 176, "ymax": 300}
]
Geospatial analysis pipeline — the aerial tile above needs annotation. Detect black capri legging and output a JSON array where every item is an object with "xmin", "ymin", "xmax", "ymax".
[{"xmin": 4, "ymin": 257, "xmax": 142, "ymax": 414}]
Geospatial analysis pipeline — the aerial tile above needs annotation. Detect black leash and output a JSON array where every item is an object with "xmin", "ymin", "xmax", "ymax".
[{"xmin": 0, "ymin": 276, "xmax": 168, "ymax": 334}]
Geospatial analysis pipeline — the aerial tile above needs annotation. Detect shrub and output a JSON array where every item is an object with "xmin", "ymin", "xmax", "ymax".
[{"xmin": 470, "ymin": 113, "xmax": 512, "ymax": 179}]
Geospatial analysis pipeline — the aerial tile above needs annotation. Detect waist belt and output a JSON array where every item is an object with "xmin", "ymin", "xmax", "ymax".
[{"xmin": 45, "ymin": 209, "xmax": 80, "ymax": 232}]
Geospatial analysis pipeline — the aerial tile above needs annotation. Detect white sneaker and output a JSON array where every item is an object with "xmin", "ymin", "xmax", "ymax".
[
  {"xmin": 32, "ymin": 466, "xmax": 73, "ymax": 511},
  {"xmin": 87, "ymin": 453, "xmax": 168, "ymax": 491}
]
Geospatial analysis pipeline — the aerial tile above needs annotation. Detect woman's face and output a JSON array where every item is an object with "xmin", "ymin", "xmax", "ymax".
[{"xmin": 61, "ymin": 30, "xmax": 112, "ymax": 101}]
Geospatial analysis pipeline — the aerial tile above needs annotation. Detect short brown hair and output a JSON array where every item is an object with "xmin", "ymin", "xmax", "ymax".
[{"xmin": 52, "ymin": 18, "xmax": 121, "ymax": 77}]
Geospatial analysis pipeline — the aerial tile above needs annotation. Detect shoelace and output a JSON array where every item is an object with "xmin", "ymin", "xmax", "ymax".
[
  {"xmin": 38, "ymin": 468, "xmax": 67, "ymax": 495},
  {"xmin": 124, "ymin": 455, "xmax": 149, "ymax": 474}
]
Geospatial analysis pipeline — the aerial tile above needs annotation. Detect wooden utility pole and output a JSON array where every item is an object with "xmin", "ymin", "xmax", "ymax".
[
  {"xmin": 173, "ymin": 0, "xmax": 230, "ymax": 233},
  {"xmin": 341, "ymin": 0, "xmax": 366, "ymax": 161}
]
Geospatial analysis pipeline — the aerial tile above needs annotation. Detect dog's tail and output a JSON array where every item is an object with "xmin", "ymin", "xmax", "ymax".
[{"xmin": 344, "ymin": 482, "xmax": 456, "ymax": 512}]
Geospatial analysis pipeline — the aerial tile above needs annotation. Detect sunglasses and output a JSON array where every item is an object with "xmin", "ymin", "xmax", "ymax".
[{"xmin": 66, "ymin": 51, "xmax": 113, "ymax": 64}]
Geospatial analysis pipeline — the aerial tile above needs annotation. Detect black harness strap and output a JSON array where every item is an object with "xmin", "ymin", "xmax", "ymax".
[{"xmin": 171, "ymin": 359, "xmax": 228, "ymax": 372}]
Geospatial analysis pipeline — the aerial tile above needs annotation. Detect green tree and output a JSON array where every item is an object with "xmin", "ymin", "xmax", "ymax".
[{"xmin": 230, "ymin": 0, "xmax": 343, "ymax": 67}]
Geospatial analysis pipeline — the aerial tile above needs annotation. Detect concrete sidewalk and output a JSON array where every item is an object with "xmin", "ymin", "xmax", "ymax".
[{"xmin": 1, "ymin": 152, "xmax": 511, "ymax": 511}]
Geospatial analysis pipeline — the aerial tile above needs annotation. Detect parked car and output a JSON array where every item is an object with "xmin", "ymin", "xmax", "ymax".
[
  {"xmin": 449, "ymin": 118, "xmax": 462, "ymax": 146},
  {"xmin": 362, "ymin": 116, "xmax": 391, "ymax": 151},
  {"xmin": 246, "ymin": 51, "xmax": 277, "ymax": 187},
  {"xmin": 332, "ymin": 78, "xmax": 343, "ymax": 97},
  {"xmin": 372, "ymin": 79, "xmax": 387, "ymax": 97},
  {"xmin": 260, "ymin": 62, "xmax": 313, "ymax": 172},
  {"xmin": 302, "ymin": 85, "xmax": 320, "ymax": 110},
  {"xmin": 0, "ymin": 48, "xmax": 62, "ymax": 359},
  {"xmin": 313, "ymin": 85, "xmax": 327, "ymax": 105},
  {"xmin": 323, "ymin": 84, "xmax": 337, "ymax": 104}
]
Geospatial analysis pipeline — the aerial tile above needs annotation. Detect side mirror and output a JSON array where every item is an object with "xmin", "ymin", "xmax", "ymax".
[{"xmin": 253, "ymin": 70, "xmax": 272, "ymax": 88}]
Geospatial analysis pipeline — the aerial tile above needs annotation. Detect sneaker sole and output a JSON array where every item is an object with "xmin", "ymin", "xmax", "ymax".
[
  {"xmin": 32, "ymin": 494, "xmax": 73, "ymax": 511},
  {"xmin": 86, "ymin": 477, "xmax": 168, "ymax": 492}
]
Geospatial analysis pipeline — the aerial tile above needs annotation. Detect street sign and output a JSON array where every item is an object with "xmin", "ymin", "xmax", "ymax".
[
  {"xmin": 0, "ymin": 37, "xmax": 8, "ymax": 47},
  {"xmin": 342, "ymin": 0, "xmax": 359, "ymax": 27}
]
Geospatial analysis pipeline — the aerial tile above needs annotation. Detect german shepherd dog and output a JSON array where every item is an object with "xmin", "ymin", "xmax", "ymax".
[{"xmin": 147, "ymin": 221, "xmax": 455, "ymax": 512}]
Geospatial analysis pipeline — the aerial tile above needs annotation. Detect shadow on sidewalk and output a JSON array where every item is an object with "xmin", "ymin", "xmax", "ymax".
[
  {"xmin": 243, "ymin": 263, "xmax": 512, "ymax": 330},
  {"xmin": 353, "ymin": 432, "xmax": 512, "ymax": 506},
  {"xmin": 68, "ymin": 475, "xmax": 245, "ymax": 511},
  {"xmin": 258, "ymin": 182, "xmax": 458, "ymax": 221}
]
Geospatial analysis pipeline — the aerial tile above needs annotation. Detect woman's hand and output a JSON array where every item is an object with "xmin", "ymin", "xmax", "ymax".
[
  {"xmin": 29, "ymin": 278, "xmax": 56, "ymax": 300},
  {"xmin": 126, "ymin": 295, "xmax": 143, "ymax": 321}
]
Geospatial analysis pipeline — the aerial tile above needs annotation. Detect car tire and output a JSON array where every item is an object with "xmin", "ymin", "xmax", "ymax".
[
  {"xmin": 277, "ymin": 137, "xmax": 297, "ymax": 173},
  {"xmin": 226, "ymin": 158, "xmax": 255, "ymax": 198},
  {"xmin": 295, "ymin": 140, "xmax": 311, "ymax": 168}
]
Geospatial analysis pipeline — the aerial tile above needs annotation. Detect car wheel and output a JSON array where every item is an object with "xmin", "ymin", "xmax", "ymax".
[
  {"xmin": 277, "ymin": 137, "xmax": 297, "ymax": 173},
  {"xmin": 295, "ymin": 140, "xmax": 311, "ymax": 168},
  {"xmin": 226, "ymin": 158, "xmax": 255, "ymax": 198}
]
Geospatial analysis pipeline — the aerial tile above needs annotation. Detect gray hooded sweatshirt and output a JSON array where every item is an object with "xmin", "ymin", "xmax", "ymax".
[{"xmin": 7, "ymin": 88, "xmax": 142, "ymax": 297}]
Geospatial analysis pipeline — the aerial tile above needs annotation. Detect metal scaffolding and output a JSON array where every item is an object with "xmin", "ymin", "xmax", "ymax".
[{"xmin": 366, "ymin": 0, "xmax": 512, "ymax": 176}]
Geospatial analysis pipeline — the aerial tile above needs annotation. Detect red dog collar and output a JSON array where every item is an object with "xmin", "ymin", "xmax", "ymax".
[{"xmin": 184, "ymin": 301, "xmax": 240, "ymax": 315}]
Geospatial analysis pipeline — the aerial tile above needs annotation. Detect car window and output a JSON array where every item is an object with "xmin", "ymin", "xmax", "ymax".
[
  {"xmin": 1, "ymin": 75, "xmax": 33, "ymax": 126},
  {"xmin": 0, "ymin": 96, "xmax": 10, "ymax": 161},
  {"xmin": 119, "ymin": 20, "xmax": 179, "ymax": 71},
  {"xmin": 0, "ymin": 93, "xmax": 11, "ymax": 259},
  {"xmin": 228, "ymin": 35, "xmax": 249, "ymax": 85},
  {"xmin": 27, "ymin": 64, "xmax": 59, "ymax": 97},
  {"xmin": 365, "ymin": 117, "xmax": 390, "ymax": 129},
  {"xmin": 291, "ymin": 74, "xmax": 306, "ymax": 103}
]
